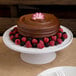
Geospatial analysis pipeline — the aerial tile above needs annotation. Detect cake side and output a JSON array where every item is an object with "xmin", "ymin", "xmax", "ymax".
[{"xmin": 17, "ymin": 13, "xmax": 60, "ymax": 38}]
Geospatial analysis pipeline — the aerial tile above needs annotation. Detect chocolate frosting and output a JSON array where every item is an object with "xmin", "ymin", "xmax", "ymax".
[{"xmin": 17, "ymin": 13, "xmax": 60, "ymax": 38}]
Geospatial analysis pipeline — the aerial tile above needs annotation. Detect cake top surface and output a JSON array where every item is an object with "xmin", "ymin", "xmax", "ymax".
[{"xmin": 18, "ymin": 13, "xmax": 59, "ymax": 30}]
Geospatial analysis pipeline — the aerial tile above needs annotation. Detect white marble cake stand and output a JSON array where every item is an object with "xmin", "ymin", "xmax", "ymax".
[{"xmin": 3, "ymin": 25, "xmax": 73, "ymax": 64}]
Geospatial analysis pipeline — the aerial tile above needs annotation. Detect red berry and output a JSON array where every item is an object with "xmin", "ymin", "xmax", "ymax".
[
  {"xmin": 14, "ymin": 27, "xmax": 18, "ymax": 31},
  {"xmin": 37, "ymin": 43, "xmax": 44, "ymax": 49},
  {"xmin": 57, "ymin": 33, "xmax": 62, "ymax": 38},
  {"xmin": 59, "ymin": 28, "xmax": 63, "ymax": 32},
  {"xmin": 51, "ymin": 36, "xmax": 57, "ymax": 41},
  {"xmin": 15, "ymin": 39, "xmax": 21, "ymax": 45},
  {"xmin": 15, "ymin": 33, "xmax": 19, "ymax": 38},
  {"xmin": 10, "ymin": 35, "xmax": 14, "ymax": 40},
  {"xmin": 14, "ymin": 27, "xmax": 17, "ymax": 30},
  {"xmin": 44, "ymin": 37, "xmax": 49, "ymax": 43},
  {"xmin": 9, "ymin": 32, "xmax": 13, "ymax": 35},
  {"xmin": 32, "ymin": 39, "xmax": 38, "ymax": 44},
  {"xmin": 49, "ymin": 40, "xmax": 55, "ymax": 46},
  {"xmin": 63, "ymin": 34, "xmax": 68, "ymax": 39},
  {"xmin": 25, "ymin": 41, "xmax": 32, "ymax": 48},
  {"xmin": 12, "ymin": 30, "xmax": 16, "ymax": 34},
  {"xmin": 21, "ymin": 37, "xmax": 27, "ymax": 42},
  {"xmin": 39, "ymin": 40, "xmax": 44, "ymax": 44},
  {"xmin": 57, "ymin": 38, "xmax": 62, "ymax": 44}
]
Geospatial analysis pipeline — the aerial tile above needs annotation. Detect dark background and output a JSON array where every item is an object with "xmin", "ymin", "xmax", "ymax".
[{"xmin": 0, "ymin": 5, "xmax": 76, "ymax": 19}]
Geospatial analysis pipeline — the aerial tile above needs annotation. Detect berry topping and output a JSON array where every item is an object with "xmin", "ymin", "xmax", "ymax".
[
  {"xmin": 32, "ymin": 39, "xmax": 38, "ymax": 44},
  {"xmin": 57, "ymin": 33, "xmax": 62, "ymax": 38},
  {"xmin": 57, "ymin": 38, "xmax": 62, "ymax": 44},
  {"xmin": 18, "ymin": 35, "xmax": 22, "ymax": 39},
  {"xmin": 14, "ymin": 27, "xmax": 18, "ymax": 32},
  {"xmin": 15, "ymin": 39, "xmax": 21, "ymax": 45},
  {"xmin": 63, "ymin": 33, "xmax": 68, "ymax": 39},
  {"xmin": 15, "ymin": 33, "xmax": 19, "ymax": 38},
  {"xmin": 20, "ymin": 41, "xmax": 25, "ymax": 46},
  {"xmin": 55, "ymin": 41, "xmax": 58, "ymax": 45},
  {"xmin": 25, "ymin": 41, "xmax": 32, "ymax": 48},
  {"xmin": 49, "ymin": 40, "xmax": 55, "ymax": 46},
  {"xmin": 59, "ymin": 28, "xmax": 63, "ymax": 32},
  {"xmin": 61, "ymin": 37, "xmax": 65, "ymax": 41},
  {"xmin": 14, "ymin": 27, "xmax": 17, "ymax": 30},
  {"xmin": 27, "ymin": 37, "xmax": 32, "ymax": 41},
  {"xmin": 37, "ymin": 43, "xmax": 44, "ymax": 49},
  {"xmin": 45, "ymin": 43, "xmax": 49, "ymax": 47},
  {"xmin": 49, "ymin": 37, "xmax": 52, "ymax": 41},
  {"xmin": 32, "ymin": 43, "xmax": 37, "ymax": 48},
  {"xmin": 9, "ymin": 27, "xmax": 67, "ymax": 48},
  {"xmin": 39, "ymin": 40, "xmax": 44, "ymax": 44},
  {"xmin": 38, "ymin": 38, "xmax": 43, "ymax": 42},
  {"xmin": 9, "ymin": 32, "xmax": 13, "ymax": 35},
  {"xmin": 44, "ymin": 37, "xmax": 49, "ymax": 43},
  {"xmin": 10, "ymin": 35, "xmax": 14, "ymax": 40},
  {"xmin": 12, "ymin": 30, "xmax": 16, "ymax": 34},
  {"xmin": 51, "ymin": 36, "xmax": 57, "ymax": 41},
  {"xmin": 12, "ymin": 38, "xmax": 16, "ymax": 42},
  {"xmin": 63, "ymin": 32, "xmax": 66, "ymax": 34},
  {"xmin": 21, "ymin": 37, "xmax": 27, "ymax": 42}
]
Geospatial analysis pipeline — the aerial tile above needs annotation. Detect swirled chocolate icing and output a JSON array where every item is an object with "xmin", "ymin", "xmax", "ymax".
[{"xmin": 17, "ymin": 13, "xmax": 60, "ymax": 38}]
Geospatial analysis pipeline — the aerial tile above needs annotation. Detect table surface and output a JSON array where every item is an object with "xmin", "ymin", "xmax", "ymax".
[{"xmin": 0, "ymin": 37, "xmax": 76, "ymax": 76}]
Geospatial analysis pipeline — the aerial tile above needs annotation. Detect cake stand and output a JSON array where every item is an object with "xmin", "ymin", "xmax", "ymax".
[{"xmin": 3, "ymin": 25, "xmax": 73, "ymax": 64}]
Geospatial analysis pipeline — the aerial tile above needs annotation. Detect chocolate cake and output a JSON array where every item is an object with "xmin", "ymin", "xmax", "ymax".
[
  {"xmin": 9, "ymin": 13, "xmax": 68, "ymax": 49},
  {"xmin": 17, "ymin": 13, "xmax": 60, "ymax": 38}
]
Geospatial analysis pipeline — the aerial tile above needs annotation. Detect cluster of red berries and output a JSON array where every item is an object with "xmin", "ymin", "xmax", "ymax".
[{"xmin": 9, "ymin": 27, "xmax": 68, "ymax": 49}]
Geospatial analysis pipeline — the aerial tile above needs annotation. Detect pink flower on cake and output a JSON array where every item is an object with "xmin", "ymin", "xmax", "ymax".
[{"xmin": 32, "ymin": 12, "xmax": 44, "ymax": 20}]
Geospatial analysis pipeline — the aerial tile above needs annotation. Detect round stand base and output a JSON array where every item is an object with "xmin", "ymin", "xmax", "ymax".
[{"xmin": 20, "ymin": 52, "xmax": 56, "ymax": 64}]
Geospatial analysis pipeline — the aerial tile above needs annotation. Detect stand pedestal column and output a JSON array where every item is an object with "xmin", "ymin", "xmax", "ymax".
[{"xmin": 20, "ymin": 52, "xmax": 56, "ymax": 64}]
